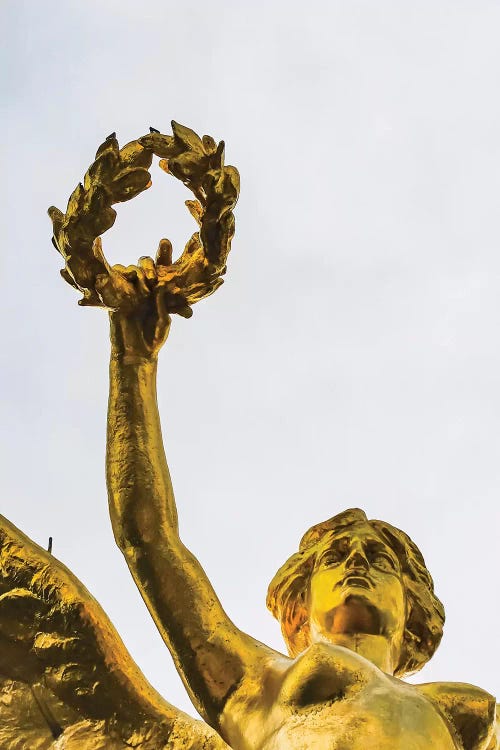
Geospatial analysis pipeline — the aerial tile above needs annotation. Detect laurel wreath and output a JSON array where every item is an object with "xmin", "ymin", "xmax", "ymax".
[{"xmin": 48, "ymin": 122, "xmax": 240, "ymax": 317}]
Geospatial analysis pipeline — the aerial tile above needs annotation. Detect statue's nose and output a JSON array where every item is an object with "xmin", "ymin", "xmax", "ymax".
[{"xmin": 345, "ymin": 548, "xmax": 369, "ymax": 570}]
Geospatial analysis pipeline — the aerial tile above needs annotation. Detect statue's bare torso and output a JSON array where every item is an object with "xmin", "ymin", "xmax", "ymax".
[{"xmin": 223, "ymin": 643, "xmax": 492, "ymax": 750}]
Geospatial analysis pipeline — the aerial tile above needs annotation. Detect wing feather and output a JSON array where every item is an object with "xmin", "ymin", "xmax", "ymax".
[{"xmin": 0, "ymin": 515, "xmax": 229, "ymax": 749}]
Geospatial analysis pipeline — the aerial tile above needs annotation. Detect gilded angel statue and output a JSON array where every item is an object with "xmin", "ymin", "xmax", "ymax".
[{"xmin": 0, "ymin": 122, "xmax": 497, "ymax": 750}]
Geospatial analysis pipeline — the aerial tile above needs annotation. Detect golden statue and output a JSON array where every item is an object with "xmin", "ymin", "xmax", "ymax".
[{"xmin": 0, "ymin": 123, "xmax": 497, "ymax": 749}]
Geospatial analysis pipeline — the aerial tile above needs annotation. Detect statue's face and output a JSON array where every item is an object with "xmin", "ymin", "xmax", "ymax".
[{"xmin": 308, "ymin": 523, "xmax": 406, "ymax": 643}]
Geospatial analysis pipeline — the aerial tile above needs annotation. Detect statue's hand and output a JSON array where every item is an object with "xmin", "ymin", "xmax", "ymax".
[{"xmin": 103, "ymin": 240, "xmax": 180, "ymax": 360}]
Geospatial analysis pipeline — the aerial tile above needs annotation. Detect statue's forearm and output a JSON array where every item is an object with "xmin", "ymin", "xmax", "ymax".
[
  {"xmin": 106, "ymin": 354, "xmax": 178, "ymax": 549},
  {"xmin": 105, "ymin": 350, "xmax": 267, "ymax": 726}
]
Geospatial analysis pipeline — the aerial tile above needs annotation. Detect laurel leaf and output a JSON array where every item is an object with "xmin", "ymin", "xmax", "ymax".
[
  {"xmin": 61, "ymin": 250, "xmax": 98, "ymax": 289},
  {"xmin": 182, "ymin": 232, "xmax": 202, "ymax": 257},
  {"xmin": 95, "ymin": 134, "xmax": 119, "ymax": 160},
  {"xmin": 171, "ymin": 121, "xmax": 204, "ymax": 154},
  {"xmin": 77, "ymin": 288, "xmax": 103, "ymax": 307},
  {"xmin": 54, "ymin": 229, "xmax": 71, "ymax": 258},
  {"xmin": 119, "ymin": 141, "xmax": 154, "ymax": 169},
  {"xmin": 210, "ymin": 140, "xmax": 225, "ymax": 170},
  {"xmin": 48, "ymin": 206, "xmax": 64, "ymax": 237},
  {"xmin": 202, "ymin": 167, "xmax": 239, "ymax": 215},
  {"xmin": 138, "ymin": 133, "xmax": 177, "ymax": 158},
  {"xmin": 185, "ymin": 200, "xmax": 203, "ymax": 226},
  {"xmin": 84, "ymin": 150, "xmax": 119, "ymax": 190},
  {"xmin": 111, "ymin": 169, "xmax": 152, "ymax": 202},
  {"xmin": 82, "ymin": 185, "xmax": 112, "ymax": 223},
  {"xmin": 91, "ymin": 237, "xmax": 110, "ymax": 269},
  {"xmin": 223, "ymin": 165, "xmax": 240, "ymax": 196},
  {"xmin": 200, "ymin": 211, "xmax": 234, "ymax": 265},
  {"xmin": 60, "ymin": 267, "xmax": 80, "ymax": 290},
  {"xmin": 201, "ymin": 169, "xmax": 220, "ymax": 194},
  {"xmin": 84, "ymin": 204, "xmax": 117, "ymax": 237},
  {"xmin": 66, "ymin": 183, "xmax": 85, "ymax": 217},
  {"xmin": 168, "ymin": 152, "xmax": 210, "ymax": 184},
  {"xmin": 202, "ymin": 135, "xmax": 217, "ymax": 155}
]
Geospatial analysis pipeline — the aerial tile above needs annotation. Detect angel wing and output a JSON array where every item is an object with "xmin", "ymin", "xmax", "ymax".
[{"xmin": 0, "ymin": 514, "xmax": 229, "ymax": 750}]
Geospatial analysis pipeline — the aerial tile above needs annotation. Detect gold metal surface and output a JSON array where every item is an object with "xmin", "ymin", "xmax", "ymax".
[
  {"xmin": 0, "ymin": 514, "xmax": 226, "ymax": 749},
  {"xmin": 0, "ymin": 122, "xmax": 497, "ymax": 748}
]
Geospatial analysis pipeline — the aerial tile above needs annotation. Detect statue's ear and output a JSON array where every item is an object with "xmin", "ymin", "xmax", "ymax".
[{"xmin": 282, "ymin": 591, "xmax": 310, "ymax": 658}]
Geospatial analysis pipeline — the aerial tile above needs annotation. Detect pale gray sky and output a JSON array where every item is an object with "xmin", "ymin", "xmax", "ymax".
[{"xmin": 1, "ymin": 0, "xmax": 499, "ymax": 717}]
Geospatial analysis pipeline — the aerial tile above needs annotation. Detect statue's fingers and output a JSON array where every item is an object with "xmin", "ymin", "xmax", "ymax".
[
  {"xmin": 153, "ymin": 287, "xmax": 172, "ymax": 345},
  {"xmin": 116, "ymin": 265, "xmax": 149, "ymax": 296},
  {"xmin": 116, "ymin": 264, "xmax": 138, "ymax": 282},
  {"xmin": 138, "ymin": 256, "xmax": 157, "ymax": 288},
  {"xmin": 165, "ymin": 293, "xmax": 193, "ymax": 318},
  {"xmin": 175, "ymin": 303, "xmax": 194, "ymax": 319},
  {"xmin": 155, "ymin": 238, "xmax": 173, "ymax": 267},
  {"xmin": 155, "ymin": 287, "xmax": 171, "ymax": 324},
  {"xmin": 132, "ymin": 266, "xmax": 150, "ymax": 296}
]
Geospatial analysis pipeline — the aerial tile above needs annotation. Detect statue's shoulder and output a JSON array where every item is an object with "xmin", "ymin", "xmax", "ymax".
[{"xmin": 416, "ymin": 681, "xmax": 497, "ymax": 750}]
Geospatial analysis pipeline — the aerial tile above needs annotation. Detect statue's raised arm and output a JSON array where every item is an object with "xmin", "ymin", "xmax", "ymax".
[
  {"xmin": 49, "ymin": 123, "xmax": 282, "ymax": 741},
  {"xmin": 49, "ymin": 123, "xmax": 497, "ymax": 750}
]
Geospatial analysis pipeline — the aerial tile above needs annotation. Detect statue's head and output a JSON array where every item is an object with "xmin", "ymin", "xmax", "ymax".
[{"xmin": 267, "ymin": 509, "xmax": 445, "ymax": 677}]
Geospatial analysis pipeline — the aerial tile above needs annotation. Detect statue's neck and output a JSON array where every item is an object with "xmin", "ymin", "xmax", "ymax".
[{"xmin": 312, "ymin": 631, "xmax": 399, "ymax": 674}]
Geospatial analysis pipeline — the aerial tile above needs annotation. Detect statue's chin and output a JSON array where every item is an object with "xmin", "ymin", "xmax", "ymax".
[{"xmin": 330, "ymin": 597, "xmax": 381, "ymax": 635}]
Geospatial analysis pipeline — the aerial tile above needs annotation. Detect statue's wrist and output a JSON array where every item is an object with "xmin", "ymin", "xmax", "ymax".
[{"xmin": 110, "ymin": 349, "xmax": 158, "ymax": 367}]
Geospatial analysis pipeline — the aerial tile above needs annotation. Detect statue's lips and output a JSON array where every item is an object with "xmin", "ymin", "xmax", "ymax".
[{"xmin": 340, "ymin": 573, "xmax": 373, "ymax": 590}]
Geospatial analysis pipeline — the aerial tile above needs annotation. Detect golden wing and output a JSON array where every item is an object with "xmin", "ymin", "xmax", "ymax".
[{"xmin": 0, "ymin": 514, "xmax": 229, "ymax": 749}]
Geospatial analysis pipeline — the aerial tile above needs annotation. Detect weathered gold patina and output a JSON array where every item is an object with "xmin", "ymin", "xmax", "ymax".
[{"xmin": 0, "ymin": 123, "xmax": 497, "ymax": 749}]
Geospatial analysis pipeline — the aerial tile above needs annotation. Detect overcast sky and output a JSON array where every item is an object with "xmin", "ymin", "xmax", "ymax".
[{"xmin": 1, "ymin": 0, "xmax": 499, "ymax": 717}]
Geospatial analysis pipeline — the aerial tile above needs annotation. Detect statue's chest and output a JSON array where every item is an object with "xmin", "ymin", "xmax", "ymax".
[
  {"xmin": 265, "ymin": 690, "xmax": 459, "ymax": 750},
  {"xmin": 224, "ymin": 646, "xmax": 494, "ymax": 750},
  {"xmin": 262, "ymin": 645, "xmax": 459, "ymax": 750}
]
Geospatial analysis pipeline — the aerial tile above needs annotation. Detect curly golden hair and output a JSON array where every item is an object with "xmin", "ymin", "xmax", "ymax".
[{"xmin": 266, "ymin": 508, "xmax": 445, "ymax": 677}]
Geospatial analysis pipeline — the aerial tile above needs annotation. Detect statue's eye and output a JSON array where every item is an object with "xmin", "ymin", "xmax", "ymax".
[
  {"xmin": 321, "ymin": 553, "xmax": 340, "ymax": 566},
  {"xmin": 369, "ymin": 550, "xmax": 397, "ymax": 571},
  {"xmin": 318, "ymin": 543, "xmax": 347, "ymax": 567}
]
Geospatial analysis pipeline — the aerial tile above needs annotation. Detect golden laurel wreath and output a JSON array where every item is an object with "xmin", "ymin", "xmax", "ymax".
[{"xmin": 48, "ymin": 122, "xmax": 240, "ymax": 318}]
